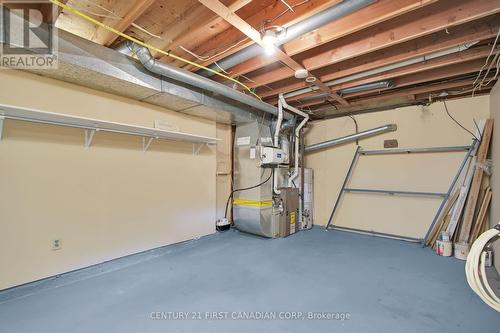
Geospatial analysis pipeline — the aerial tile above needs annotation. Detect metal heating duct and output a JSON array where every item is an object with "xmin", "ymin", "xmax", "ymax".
[
  {"xmin": 130, "ymin": 43, "xmax": 293, "ymax": 121},
  {"xmin": 305, "ymin": 124, "xmax": 397, "ymax": 153}
]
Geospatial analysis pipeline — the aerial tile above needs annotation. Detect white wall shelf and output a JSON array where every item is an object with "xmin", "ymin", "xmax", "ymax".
[{"xmin": 0, "ymin": 104, "xmax": 219, "ymax": 152}]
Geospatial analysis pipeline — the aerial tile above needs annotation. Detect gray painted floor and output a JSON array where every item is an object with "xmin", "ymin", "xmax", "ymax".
[{"xmin": 0, "ymin": 228, "xmax": 499, "ymax": 332}]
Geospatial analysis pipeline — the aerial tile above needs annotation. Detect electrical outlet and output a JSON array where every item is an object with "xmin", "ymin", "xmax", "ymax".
[{"xmin": 52, "ymin": 239, "xmax": 62, "ymax": 251}]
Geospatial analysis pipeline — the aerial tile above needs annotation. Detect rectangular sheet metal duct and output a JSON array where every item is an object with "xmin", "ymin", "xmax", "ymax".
[{"xmin": 305, "ymin": 124, "xmax": 397, "ymax": 153}]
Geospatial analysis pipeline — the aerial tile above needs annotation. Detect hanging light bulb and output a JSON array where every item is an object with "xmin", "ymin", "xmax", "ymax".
[{"xmin": 262, "ymin": 30, "xmax": 277, "ymax": 56}]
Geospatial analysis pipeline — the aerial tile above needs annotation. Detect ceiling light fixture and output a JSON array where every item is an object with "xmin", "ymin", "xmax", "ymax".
[
  {"xmin": 262, "ymin": 30, "xmax": 277, "ymax": 55},
  {"xmin": 261, "ymin": 26, "xmax": 286, "ymax": 56}
]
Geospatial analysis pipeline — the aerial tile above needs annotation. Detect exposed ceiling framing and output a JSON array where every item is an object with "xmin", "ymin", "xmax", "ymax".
[{"xmin": 13, "ymin": 0, "xmax": 500, "ymax": 119}]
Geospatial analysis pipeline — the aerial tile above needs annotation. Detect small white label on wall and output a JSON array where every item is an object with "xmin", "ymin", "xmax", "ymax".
[
  {"xmin": 250, "ymin": 147, "xmax": 256, "ymax": 159},
  {"xmin": 260, "ymin": 137, "xmax": 273, "ymax": 144},
  {"xmin": 236, "ymin": 136, "xmax": 251, "ymax": 146}
]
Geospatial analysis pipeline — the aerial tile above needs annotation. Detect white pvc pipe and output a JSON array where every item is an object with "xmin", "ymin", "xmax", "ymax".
[
  {"xmin": 273, "ymin": 102, "xmax": 284, "ymax": 195},
  {"xmin": 278, "ymin": 94, "xmax": 309, "ymax": 188},
  {"xmin": 274, "ymin": 102, "xmax": 283, "ymax": 147},
  {"xmin": 289, "ymin": 117, "xmax": 308, "ymax": 187}
]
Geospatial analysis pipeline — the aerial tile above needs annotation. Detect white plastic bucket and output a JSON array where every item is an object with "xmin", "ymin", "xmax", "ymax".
[{"xmin": 454, "ymin": 242, "xmax": 470, "ymax": 260}]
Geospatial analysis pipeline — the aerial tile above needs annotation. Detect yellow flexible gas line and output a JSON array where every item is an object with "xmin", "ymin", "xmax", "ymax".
[{"xmin": 49, "ymin": 0, "xmax": 261, "ymax": 100}]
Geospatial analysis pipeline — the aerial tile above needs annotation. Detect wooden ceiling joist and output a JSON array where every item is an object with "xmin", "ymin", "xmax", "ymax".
[
  {"xmin": 293, "ymin": 79, "xmax": 479, "ymax": 108},
  {"xmin": 391, "ymin": 58, "xmax": 489, "ymax": 89},
  {"xmin": 180, "ymin": 0, "xmax": 341, "ymax": 71},
  {"xmin": 256, "ymin": 17, "xmax": 500, "ymax": 99},
  {"xmin": 324, "ymin": 46, "xmax": 495, "ymax": 95},
  {"xmin": 283, "ymin": 0, "xmax": 438, "ymax": 56},
  {"xmin": 153, "ymin": 0, "xmax": 252, "ymax": 61},
  {"xmin": 271, "ymin": 51, "xmax": 494, "ymax": 105},
  {"xmin": 311, "ymin": 87, "xmax": 493, "ymax": 119},
  {"xmin": 220, "ymin": 0, "xmax": 439, "ymax": 80},
  {"xmin": 198, "ymin": 0, "xmax": 303, "ymax": 71},
  {"xmin": 198, "ymin": 0, "xmax": 349, "ymax": 105},
  {"xmin": 346, "ymin": 79, "xmax": 495, "ymax": 107},
  {"xmin": 249, "ymin": 0, "xmax": 500, "ymax": 92},
  {"xmin": 302, "ymin": 0, "xmax": 500, "ymax": 71},
  {"xmin": 99, "ymin": 0, "xmax": 157, "ymax": 47}
]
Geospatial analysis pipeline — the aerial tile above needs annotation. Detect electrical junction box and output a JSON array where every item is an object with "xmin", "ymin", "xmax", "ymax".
[{"xmin": 260, "ymin": 146, "xmax": 286, "ymax": 165}]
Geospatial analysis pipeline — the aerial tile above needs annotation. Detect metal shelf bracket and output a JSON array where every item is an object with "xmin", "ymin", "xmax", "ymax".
[
  {"xmin": 84, "ymin": 129, "xmax": 96, "ymax": 148},
  {"xmin": 192, "ymin": 143, "xmax": 205, "ymax": 156},
  {"xmin": 142, "ymin": 137, "xmax": 155, "ymax": 152}
]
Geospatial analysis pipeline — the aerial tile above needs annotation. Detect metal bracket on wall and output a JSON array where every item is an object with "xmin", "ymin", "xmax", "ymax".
[
  {"xmin": 142, "ymin": 137, "xmax": 155, "ymax": 152},
  {"xmin": 0, "ymin": 116, "xmax": 4, "ymax": 140},
  {"xmin": 84, "ymin": 129, "xmax": 96, "ymax": 148},
  {"xmin": 192, "ymin": 143, "xmax": 205, "ymax": 156}
]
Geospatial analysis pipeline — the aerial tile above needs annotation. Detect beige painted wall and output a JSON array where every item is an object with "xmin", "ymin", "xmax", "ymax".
[
  {"xmin": 489, "ymin": 82, "xmax": 500, "ymax": 272},
  {"xmin": 0, "ymin": 70, "xmax": 218, "ymax": 290},
  {"xmin": 305, "ymin": 96, "xmax": 490, "ymax": 239}
]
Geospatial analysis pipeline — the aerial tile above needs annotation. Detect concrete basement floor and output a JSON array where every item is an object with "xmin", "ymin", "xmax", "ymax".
[{"xmin": 0, "ymin": 227, "xmax": 499, "ymax": 332}]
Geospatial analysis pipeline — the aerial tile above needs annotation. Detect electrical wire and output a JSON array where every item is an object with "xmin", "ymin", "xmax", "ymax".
[
  {"xmin": 281, "ymin": 0, "xmax": 295, "ymax": 12},
  {"xmin": 67, "ymin": 5, "xmax": 120, "ymax": 19},
  {"xmin": 130, "ymin": 23, "xmax": 164, "ymax": 40},
  {"xmin": 483, "ymin": 53, "xmax": 500, "ymax": 86},
  {"xmin": 214, "ymin": 61, "xmax": 232, "ymax": 75},
  {"xmin": 474, "ymin": 51, "xmax": 500, "ymax": 93},
  {"xmin": 443, "ymin": 100, "xmax": 481, "ymax": 141},
  {"xmin": 473, "ymin": 118, "xmax": 483, "ymax": 138},
  {"xmin": 427, "ymin": 73, "xmax": 496, "ymax": 101},
  {"xmin": 472, "ymin": 28, "xmax": 500, "ymax": 96},
  {"xmin": 265, "ymin": 0, "xmax": 311, "ymax": 27},
  {"xmin": 238, "ymin": 74, "xmax": 255, "ymax": 83},
  {"xmin": 472, "ymin": 26, "xmax": 500, "ymax": 90},
  {"xmin": 224, "ymin": 169, "xmax": 273, "ymax": 219},
  {"xmin": 475, "ymin": 51, "xmax": 500, "ymax": 89},
  {"xmin": 49, "ymin": 0, "xmax": 261, "ymax": 99},
  {"xmin": 69, "ymin": 0, "xmax": 163, "ymax": 40},
  {"xmin": 80, "ymin": 0, "xmax": 117, "ymax": 16},
  {"xmin": 326, "ymin": 99, "xmax": 339, "ymax": 111},
  {"xmin": 179, "ymin": 38, "xmax": 249, "ymax": 62}
]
